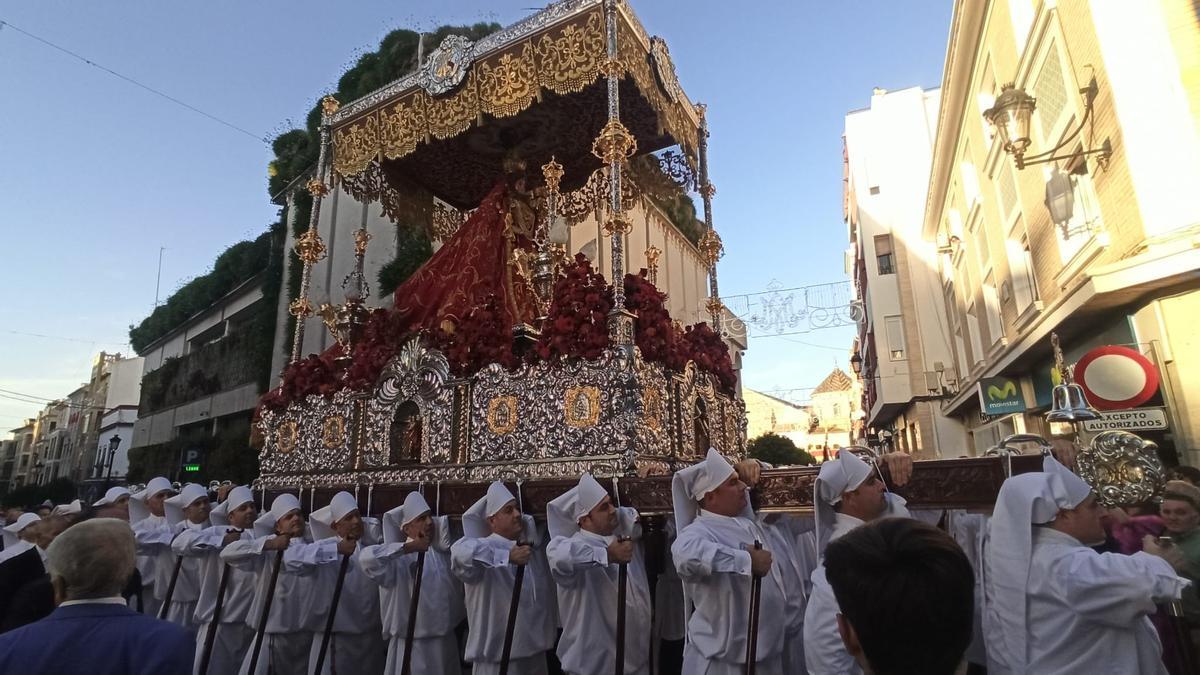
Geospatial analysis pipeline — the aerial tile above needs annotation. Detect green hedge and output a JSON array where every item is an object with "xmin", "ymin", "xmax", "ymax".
[{"xmin": 129, "ymin": 231, "xmax": 274, "ymax": 353}]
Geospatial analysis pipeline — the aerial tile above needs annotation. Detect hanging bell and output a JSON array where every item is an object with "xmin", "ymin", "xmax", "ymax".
[{"xmin": 1046, "ymin": 382, "xmax": 1101, "ymax": 422}]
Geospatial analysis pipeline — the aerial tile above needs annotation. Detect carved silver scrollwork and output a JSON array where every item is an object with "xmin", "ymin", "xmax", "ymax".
[{"xmin": 1077, "ymin": 430, "xmax": 1166, "ymax": 508}]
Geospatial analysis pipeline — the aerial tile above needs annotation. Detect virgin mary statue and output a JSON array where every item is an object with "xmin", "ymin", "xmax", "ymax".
[{"xmin": 389, "ymin": 154, "xmax": 543, "ymax": 336}]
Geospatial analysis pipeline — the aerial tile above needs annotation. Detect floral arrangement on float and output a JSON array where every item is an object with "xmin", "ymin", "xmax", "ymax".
[{"xmin": 259, "ymin": 254, "xmax": 735, "ymax": 414}]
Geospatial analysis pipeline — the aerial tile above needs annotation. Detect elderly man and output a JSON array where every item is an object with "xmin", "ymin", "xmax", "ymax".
[
  {"xmin": 985, "ymin": 456, "xmax": 1187, "ymax": 674},
  {"xmin": 547, "ymin": 473, "xmax": 651, "ymax": 675},
  {"xmin": 285, "ymin": 490, "xmax": 385, "ymax": 674},
  {"xmin": 132, "ymin": 476, "xmax": 176, "ymax": 617},
  {"xmin": 803, "ymin": 448, "xmax": 915, "ymax": 675},
  {"xmin": 360, "ymin": 490, "xmax": 465, "ymax": 675},
  {"xmin": 452, "ymin": 481, "xmax": 556, "ymax": 675},
  {"xmin": 221, "ymin": 493, "xmax": 316, "ymax": 675},
  {"xmin": 671, "ymin": 448, "xmax": 786, "ymax": 674},
  {"xmin": 0, "ymin": 518, "xmax": 193, "ymax": 674},
  {"xmin": 174, "ymin": 485, "xmax": 258, "ymax": 674}
]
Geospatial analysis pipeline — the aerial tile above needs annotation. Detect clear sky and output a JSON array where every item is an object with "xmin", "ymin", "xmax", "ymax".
[{"xmin": 0, "ymin": 0, "xmax": 951, "ymax": 427}]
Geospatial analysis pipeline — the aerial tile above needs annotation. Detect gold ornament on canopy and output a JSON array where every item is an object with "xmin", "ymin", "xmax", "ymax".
[{"xmin": 294, "ymin": 228, "xmax": 328, "ymax": 264}]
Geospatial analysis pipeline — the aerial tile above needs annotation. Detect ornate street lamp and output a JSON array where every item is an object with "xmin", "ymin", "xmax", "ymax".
[
  {"xmin": 984, "ymin": 77, "xmax": 1112, "ymax": 170},
  {"xmin": 849, "ymin": 351, "xmax": 863, "ymax": 376},
  {"xmin": 102, "ymin": 435, "xmax": 121, "ymax": 491}
]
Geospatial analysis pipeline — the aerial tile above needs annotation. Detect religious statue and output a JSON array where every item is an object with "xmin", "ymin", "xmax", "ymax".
[
  {"xmin": 389, "ymin": 152, "xmax": 545, "ymax": 338},
  {"xmin": 389, "ymin": 400, "xmax": 423, "ymax": 463}
]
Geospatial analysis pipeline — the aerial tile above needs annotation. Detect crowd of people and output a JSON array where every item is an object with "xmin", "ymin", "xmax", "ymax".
[{"xmin": 0, "ymin": 448, "xmax": 1194, "ymax": 674}]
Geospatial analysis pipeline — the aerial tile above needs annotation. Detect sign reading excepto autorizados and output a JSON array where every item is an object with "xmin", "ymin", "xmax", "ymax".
[{"xmin": 1081, "ymin": 407, "xmax": 1169, "ymax": 432}]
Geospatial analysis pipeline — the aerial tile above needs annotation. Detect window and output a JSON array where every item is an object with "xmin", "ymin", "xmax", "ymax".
[
  {"xmin": 995, "ymin": 162, "xmax": 1020, "ymax": 227},
  {"xmin": 961, "ymin": 140, "xmax": 982, "ymax": 209},
  {"xmin": 983, "ymin": 271, "xmax": 1004, "ymax": 345},
  {"xmin": 875, "ymin": 235, "xmax": 896, "ymax": 275},
  {"xmin": 869, "ymin": 186, "xmax": 880, "ymax": 195},
  {"xmin": 1007, "ymin": 234, "xmax": 1039, "ymax": 313},
  {"xmin": 885, "ymin": 315, "xmax": 906, "ymax": 361},
  {"xmin": 1033, "ymin": 39, "xmax": 1068, "ymax": 141},
  {"xmin": 967, "ymin": 303, "xmax": 985, "ymax": 366},
  {"xmin": 946, "ymin": 281, "xmax": 970, "ymax": 377},
  {"xmin": 1049, "ymin": 162, "xmax": 1104, "ymax": 264}
]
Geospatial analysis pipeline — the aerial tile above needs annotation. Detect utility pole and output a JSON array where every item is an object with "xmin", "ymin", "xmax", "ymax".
[{"xmin": 154, "ymin": 246, "xmax": 166, "ymax": 308}]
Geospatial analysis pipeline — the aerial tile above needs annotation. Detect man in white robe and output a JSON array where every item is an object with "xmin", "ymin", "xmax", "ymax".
[
  {"xmin": 131, "ymin": 476, "xmax": 176, "ymax": 617},
  {"xmin": 451, "ymin": 481, "xmax": 556, "ymax": 675},
  {"xmin": 284, "ymin": 490, "xmax": 385, "ymax": 674},
  {"xmin": 360, "ymin": 490, "xmax": 465, "ymax": 675},
  {"xmin": 223, "ymin": 493, "xmax": 317, "ymax": 675},
  {"xmin": 546, "ymin": 473, "xmax": 652, "ymax": 675},
  {"xmin": 985, "ymin": 456, "xmax": 1188, "ymax": 674},
  {"xmin": 174, "ymin": 485, "xmax": 258, "ymax": 675},
  {"xmin": 803, "ymin": 448, "xmax": 912, "ymax": 675},
  {"xmin": 145, "ymin": 482, "xmax": 211, "ymax": 633},
  {"xmin": 0, "ymin": 513, "xmax": 40, "ymax": 563},
  {"xmin": 671, "ymin": 448, "xmax": 786, "ymax": 675}
]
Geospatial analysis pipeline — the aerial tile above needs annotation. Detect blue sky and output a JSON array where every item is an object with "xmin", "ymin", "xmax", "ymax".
[{"xmin": 0, "ymin": 1, "xmax": 950, "ymax": 427}]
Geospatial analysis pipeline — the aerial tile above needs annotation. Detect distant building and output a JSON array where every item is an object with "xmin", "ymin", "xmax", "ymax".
[
  {"xmin": 744, "ymin": 388, "xmax": 812, "ymax": 450},
  {"xmin": 844, "ymin": 86, "xmax": 968, "ymax": 459}
]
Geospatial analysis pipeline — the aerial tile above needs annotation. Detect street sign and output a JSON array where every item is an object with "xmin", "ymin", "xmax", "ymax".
[
  {"xmin": 978, "ymin": 376, "xmax": 1026, "ymax": 416},
  {"xmin": 1081, "ymin": 407, "xmax": 1169, "ymax": 432},
  {"xmin": 183, "ymin": 464, "xmax": 201, "ymax": 473},
  {"xmin": 1075, "ymin": 346, "xmax": 1160, "ymax": 411}
]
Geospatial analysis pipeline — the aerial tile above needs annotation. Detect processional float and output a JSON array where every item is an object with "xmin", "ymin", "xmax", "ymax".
[{"xmin": 253, "ymin": 0, "xmax": 1165, "ymax": 520}]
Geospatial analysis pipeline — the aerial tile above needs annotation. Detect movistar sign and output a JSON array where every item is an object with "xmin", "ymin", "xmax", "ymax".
[{"xmin": 978, "ymin": 376, "xmax": 1026, "ymax": 415}]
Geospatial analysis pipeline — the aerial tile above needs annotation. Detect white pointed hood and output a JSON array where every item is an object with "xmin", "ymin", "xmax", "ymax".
[
  {"xmin": 309, "ymin": 491, "xmax": 361, "ymax": 541},
  {"xmin": 547, "ymin": 473, "xmax": 609, "ymax": 539},
  {"xmin": 382, "ymin": 492, "xmax": 433, "ymax": 545},
  {"xmin": 209, "ymin": 486, "xmax": 255, "ymax": 528},
  {"xmin": 93, "ymin": 486, "xmax": 131, "ymax": 507},
  {"xmin": 51, "ymin": 500, "xmax": 82, "ymax": 518},
  {"xmin": 164, "ymin": 483, "xmax": 210, "ymax": 526},
  {"xmin": 2, "ymin": 512, "xmax": 40, "ymax": 549},
  {"xmin": 463, "ymin": 482, "xmax": 518, "ymax": 539},
  {"xmin": 129, "ymin": 476, "xmax": 174, "ymax": 524},
  {"xmin": 986, "ymin": 464, "xmax": 1092, "ymax": 673},
  {"xmin": 253, "ymin": 494, "xmax": 302, "ymax": 539},
  {"xmin": 671, "ymin": 448, "xmax": 736, "ymax": 531},
  {"xmin": 814, "ymin": 449, "xmax": 873, "ymax": 554}
]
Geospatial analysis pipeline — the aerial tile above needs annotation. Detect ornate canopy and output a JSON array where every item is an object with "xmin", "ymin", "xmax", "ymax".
[{"xmin": 326, "ymin": 0, "xmax": 700, "ymax": 209}]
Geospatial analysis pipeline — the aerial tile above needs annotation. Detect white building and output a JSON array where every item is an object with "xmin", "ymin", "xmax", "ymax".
[{"xmin": 844, "ymin": 86, "xmax": 968, "ymax": 458}]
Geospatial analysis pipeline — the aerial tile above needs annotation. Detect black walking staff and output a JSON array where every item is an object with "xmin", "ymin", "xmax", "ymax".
[
  {"xmin": 247, "ymin": 548, "xmax": 285, "ymax": 675},
  {"xmin": 399, "ymin": 548, "xmax": 427, "ymax": 675},
  {"xmin": 744, "ymin": 540, "xmax": 763, "ymax": 675},
  {"xmin": 157, "ymin": 554, "xmax": 184, "ymax": 620},
  {"xmin": 198, "ymin": 561, "xmax": 232, "ymax": 675},
  {"xmin": 498, "ymin": 540, "xmax": 529, "ymax": 675},
  {"xmin": 314, "ymin": 551, "xmax": 353, "ymax": 674},
  {"xmin": 614, "ymin": 535, "xmax": 630, "ymax": 675}
]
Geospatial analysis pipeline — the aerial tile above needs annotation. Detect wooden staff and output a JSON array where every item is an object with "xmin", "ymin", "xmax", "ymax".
[
  {"xmin": 499, "ymin": 541, "xmax": 528, "ymax": 675},
  {"xmin": 744, "ymin": 540, "xmax": 763, "ymax": 675},
  {"xmin": 198, "ymin": 562, "xmax": 232, "ymax": 675},
  {"xmin": 314, "ymin": 553, "xmax": 353, "ymax": 674},
  {"xmin": 399, "ymin": 550, "xmax": 427, "ymax": 675},
  {"xmin": 615, "ymin": 536, "xmax": 629, "ymax": 675},
  {"xmin": 157, "ymin": 555, "xmax": 184, "ymax": 620},
  {"xmin": 247, "ymin": 548, "xmax": 285, "ymax": 675}
]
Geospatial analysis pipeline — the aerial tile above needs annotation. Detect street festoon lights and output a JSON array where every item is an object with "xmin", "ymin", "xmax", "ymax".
[{"xmin": 983, "ymin": 78, "xmax": 1112, "ymax": 171}]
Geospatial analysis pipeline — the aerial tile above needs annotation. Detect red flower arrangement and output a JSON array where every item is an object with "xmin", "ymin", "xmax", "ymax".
[
  {"xmin": 431, "ymin": 293, "xmax": 517, "ymax": 376},
  {"xmin": 535, "ymin": 254, "xmax": 614, "ymax": 362},
  {"xmin": 679, "ymin": 321, "xmax": 737, "ymax": 394},
  {"xmin": 624, "ymin": 270, "xmax": 686, "ymax": 370}
]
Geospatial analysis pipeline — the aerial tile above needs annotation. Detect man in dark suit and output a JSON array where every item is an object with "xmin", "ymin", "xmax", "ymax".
[{"xmin": 0, "ymin": 517, "xmax": 193, "ymax": 674}]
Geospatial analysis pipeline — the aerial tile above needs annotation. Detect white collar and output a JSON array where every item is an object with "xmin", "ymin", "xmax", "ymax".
[
  {"xmin": 1033, "ymin": 526, "xmax": 1085, "ymax": 548},
  {"xmin": 60, "ymin": 597, "xmax": 127, "ymax": 607},
  {"xmin": 576, "ymin": 528, "xmax": 613, "ymax": 545},
  {"xmin": 698, "ymin": 509, "xmax": 742, "ymax": 522}
]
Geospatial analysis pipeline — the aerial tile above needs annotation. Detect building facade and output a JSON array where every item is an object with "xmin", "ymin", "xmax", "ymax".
[
  {"xmin": 924, "ymin": 0, "xmax": 1200, "ymax": 460},
  {"xmin": 845, "ymin": 87, "xmax": 969, "ymax": 459}
]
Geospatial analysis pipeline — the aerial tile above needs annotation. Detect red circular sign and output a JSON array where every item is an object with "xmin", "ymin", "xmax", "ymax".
[{"xmin": 1074, "ymin": 345, "xmax": 1159, "ymax": 411}]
